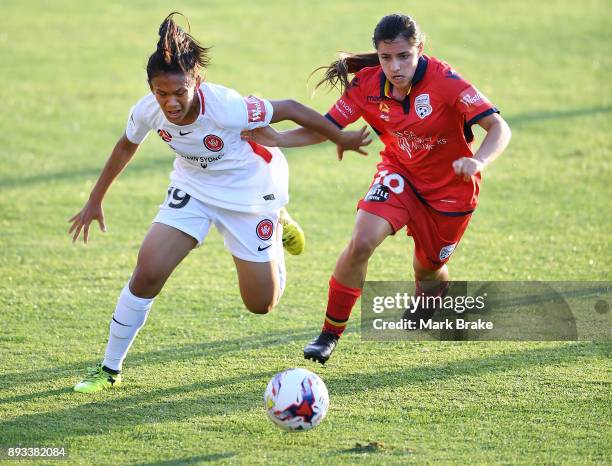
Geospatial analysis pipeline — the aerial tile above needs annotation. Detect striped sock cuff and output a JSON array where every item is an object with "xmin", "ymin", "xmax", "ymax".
[{"xmin": 325, "ymin": 313, "xmax": 348, "ymax": 327}]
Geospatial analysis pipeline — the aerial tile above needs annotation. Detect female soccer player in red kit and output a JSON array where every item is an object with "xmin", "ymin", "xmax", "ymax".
[{"xmin": 244, "ymin": 13, "xmax": 511, "ymax": 363}]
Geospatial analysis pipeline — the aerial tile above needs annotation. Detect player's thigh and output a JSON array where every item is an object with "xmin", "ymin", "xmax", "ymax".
[
  {"xmin": 133, "ymin": 223, "xmax": 197, "ymax": 286},
  {"xmin": 213, "ymin": 207, "xmax": 283, "ymax": 313},
  {"xmin": 352, "ymin": 209, "xmax": 394, "ymax": 243},
  {"xmin": 357, "ymin": 165, "xmax": 412, "ymax": 235},
  {"xmin": 132, "ymin": 186, "xmax": 211, "ymax": 289},
  {"xmin": 347, "ymin": 209, "xmax": 394, "ymax": 258},
  {"xmin": 233, "ymin": 256, "xmax": 279, "ymax": 314}
]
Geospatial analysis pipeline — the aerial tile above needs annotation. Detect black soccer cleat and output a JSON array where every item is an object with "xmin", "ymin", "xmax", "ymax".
[{"xmin": 303, "ymin": 331, "xmax": 339, "ymax": 364}]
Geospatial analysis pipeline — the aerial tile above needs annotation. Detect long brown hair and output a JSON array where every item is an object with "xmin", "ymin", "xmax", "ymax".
[
  {"xmin": 146, "ymin": 12, "xmax": 211, "ymax": 83},
  {"xmin": 314, "ymin": 14, "xmax": 424, "ymax": 92}
]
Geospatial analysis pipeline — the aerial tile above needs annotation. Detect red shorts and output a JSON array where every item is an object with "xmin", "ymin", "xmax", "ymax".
[{"xmin": 357, "ymin": 167, "xmax": 472, "ymax": 270}]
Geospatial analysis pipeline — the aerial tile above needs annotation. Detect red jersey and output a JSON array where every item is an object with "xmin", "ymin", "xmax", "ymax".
[{"xmin": 326, "ymin": 55, "xmax": 499, "ymax": 214}]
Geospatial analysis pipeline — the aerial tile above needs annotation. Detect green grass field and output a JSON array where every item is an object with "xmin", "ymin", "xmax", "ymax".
[{"xmin": 1, "ymin": 0, "xmax": 610, "ymax": 464}]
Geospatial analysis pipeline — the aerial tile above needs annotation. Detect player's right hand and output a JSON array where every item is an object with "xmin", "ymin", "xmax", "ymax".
[
  {"xmin": 336, "ymin": 126, "xmax": 372, "ymax": 161},
  {"xmin": 68, "ymin": 200, "xmax": 106, "ymax": 244},
  {"xmin": 240, "ymin": 126, "xmax": 280, "ymax": 147}
]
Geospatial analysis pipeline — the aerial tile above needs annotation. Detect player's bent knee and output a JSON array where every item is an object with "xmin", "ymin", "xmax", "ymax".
[
  {"xmin": 414, "ymin": 259, "xmax": 449, "ymax": 283},
  {"xmin": 130, "ymin": 266, "xmax": 165, "ymax": 298},
  {"xmin": 347, "ymin": 236, "xmax": 378, "ymax": 262},
  {"xmin": 238, "ymin": 274, "xmax": 280, "ymax": 315},
  {"xmin": 242, "ymin": 287, "xmax": 279, "ymax": 315},
  {"xmin": 245, "ymin": 300, "xmax": 276, "ymax": 315}
]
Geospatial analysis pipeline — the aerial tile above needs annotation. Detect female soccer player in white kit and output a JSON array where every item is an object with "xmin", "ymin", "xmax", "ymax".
[{"xmin": 70, "ymin": 13, "xmax": 370, "ymax": 393}]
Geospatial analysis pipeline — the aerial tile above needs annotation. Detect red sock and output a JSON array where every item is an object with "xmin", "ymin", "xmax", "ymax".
[{"xmin": 322, "ymin": 276, "xmax": 362, "ymax": 336}]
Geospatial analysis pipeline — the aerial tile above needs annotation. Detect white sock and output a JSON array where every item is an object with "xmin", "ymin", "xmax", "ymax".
[{"xmin": 102, "ymin": 283, "xmax": 153, "ymax": 372}]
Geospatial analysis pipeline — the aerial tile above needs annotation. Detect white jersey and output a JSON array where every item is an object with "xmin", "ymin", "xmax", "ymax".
[{"xmin": 125, "ymin": 82, "xmax": 288, "ymax": 213}]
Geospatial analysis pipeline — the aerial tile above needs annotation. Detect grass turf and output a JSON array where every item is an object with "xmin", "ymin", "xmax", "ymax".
[{"xmin": 0, "ymin": 0, "xmax": 610, "ymax": 464}]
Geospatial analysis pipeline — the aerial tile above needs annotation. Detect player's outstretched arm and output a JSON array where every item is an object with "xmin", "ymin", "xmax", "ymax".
[
  {"xmin": 68, "ymin": 134, "xmax": 140, "ymax": 243},
  {"xmin": 241, "ymin": 125, "xmax": 327, "ymax": 148},
  {"xmin": 268, "ymin": 100, "xmax": 371, "ymax": 154}
]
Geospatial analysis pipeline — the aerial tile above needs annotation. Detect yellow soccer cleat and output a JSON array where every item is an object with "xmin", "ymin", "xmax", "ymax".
[
  {"xmin": 74, "ymin": 364, "xmax": 122, "ymax": 393},
  {"xmin": 279, "ymin": 208, "xmax": 305, "ymax": 255}
]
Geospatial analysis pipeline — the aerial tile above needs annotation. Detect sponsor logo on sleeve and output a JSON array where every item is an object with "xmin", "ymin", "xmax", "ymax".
[
  {"xmin": 458, "ymin": 87, "xmax": 488, "ymax": 108},
  {"xmin": 439, "ymin": 243, "xmax": 457, "ymax": 261},
  {"xmin": 157, "ymin": 129, "xmax": 172, "ymax": 142},
  {"xmin": 334, "ymin": 98, "xmax": 355, "ymax": 120},
  {"xmin": 203, "ymin": 134, "xmax": 224, "ymax": 152},
  {"xmin": 245, "ymin": 95, "xmax": 266, "ymax": 123},
  {"xmin": 256, "ymin": 219, "xmax": 274, "ymax": 240},
  {"xmin": 414, "ymin": 93, "xmax": 433, "ymax": 119}
]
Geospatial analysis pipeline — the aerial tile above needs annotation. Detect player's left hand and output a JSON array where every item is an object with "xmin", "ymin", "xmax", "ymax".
[{"xmin": 452, "ymin": 157, "xmax": 484, "ymax": 181}]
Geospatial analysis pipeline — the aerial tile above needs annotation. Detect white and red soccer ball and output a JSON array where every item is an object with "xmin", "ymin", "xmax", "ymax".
[{"xmin": 264, "ymin": 368, "xmax": 329, "ymax": 431}]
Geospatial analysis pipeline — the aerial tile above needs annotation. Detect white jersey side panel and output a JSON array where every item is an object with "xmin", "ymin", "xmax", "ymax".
[{"xmin": 125, "ymin": 83, "xmax": 287, "ymax": 213}]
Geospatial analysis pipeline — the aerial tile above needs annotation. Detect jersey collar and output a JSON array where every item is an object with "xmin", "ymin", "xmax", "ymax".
[
  {"xmin": 379, "ymin": 55, "xmax": 428, "ymax": 113},
  {"xmin": 197, "ymin": 87, "xmax": 205, "ymax": 115}
]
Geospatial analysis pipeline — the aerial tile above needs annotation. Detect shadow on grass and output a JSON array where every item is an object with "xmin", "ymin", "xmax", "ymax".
[
  {"xmin": 136, "ymin": 453, "xmax": 237, "ymax": 465},
  {"xmin": 0, "ymin": 341, "xmax": 607, "ymax": 447},
  {"xmin": 504, "ymin": 105, "xmax": 612, "ymax": 128},
  {"xmin": 0, "ymin": 326, "xmax": 317, "ymax": 395},
  {"xmin": 328, "ymin": 341, "xmax": 610, "ymax": 393}
]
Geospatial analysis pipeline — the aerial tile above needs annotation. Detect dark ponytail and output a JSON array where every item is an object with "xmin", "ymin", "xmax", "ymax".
[
  {"xmin": 314, "ymin": 13, "xmax": 424, "ymax": 92},
  {"xmin": 146, "ymin": 12, "xmax": 211, "ymax": 83},
  {"xmin": 313, "ymin": 52, "xmax": 380, "ymax": 92}
]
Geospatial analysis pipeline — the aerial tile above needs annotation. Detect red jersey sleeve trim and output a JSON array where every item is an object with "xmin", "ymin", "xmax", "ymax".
[{"xmin": 198, "ymin": 88, "xmax": 205, "ymax": 115}]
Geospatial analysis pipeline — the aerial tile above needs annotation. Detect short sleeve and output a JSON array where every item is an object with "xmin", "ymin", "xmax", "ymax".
[
  {"xmin": 214, "ymin": 87, "xmax": 274, "ymax": 130},
  {"xmin": 242, "ymin": 95, "xmax": 274, "ymax": 130},
  {"xmin": 325, "ymin": 76, "xmax": 364, "ymax": 129},
  {"xmin": 125, "ymin": 103, "xmax": 151, "ymax": 144},
  {"xmin": 453, "ymin": 85, "xmax": 498, "ymax": 126},
  {"xmin": 439, "ymin": 64, "xmax": 499, "ymax": 142},
  {"xmin": 439, "ymin": 65, "xmax": 498, "ymax": 126}
]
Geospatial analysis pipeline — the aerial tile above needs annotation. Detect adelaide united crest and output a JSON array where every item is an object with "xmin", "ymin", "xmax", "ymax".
[{"xmin": 414, "ymin": 93, "xmax": 433, "ymax": 119}]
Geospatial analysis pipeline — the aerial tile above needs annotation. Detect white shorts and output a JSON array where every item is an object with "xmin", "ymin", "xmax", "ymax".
[{"xmin": 153, "ymin": 187, "xmax": 283, "ymax": 263}]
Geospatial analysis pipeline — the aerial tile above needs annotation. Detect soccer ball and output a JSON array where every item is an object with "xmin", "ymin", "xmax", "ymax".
[{"xmin": 263, "ymin": 368, "xmax": 329, "ymax": 431}]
